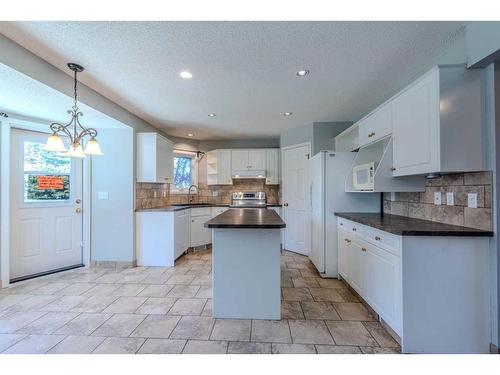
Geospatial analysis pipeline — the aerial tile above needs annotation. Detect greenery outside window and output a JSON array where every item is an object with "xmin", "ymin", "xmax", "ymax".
[{"xmin": 172, "ymin": 150, "xmax": 198, "ymax": 193}]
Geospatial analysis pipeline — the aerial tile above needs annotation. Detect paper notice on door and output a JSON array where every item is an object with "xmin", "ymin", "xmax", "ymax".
[{"xmin": 37, "ymin": 176, "xmax": 65, "ymax": 190}]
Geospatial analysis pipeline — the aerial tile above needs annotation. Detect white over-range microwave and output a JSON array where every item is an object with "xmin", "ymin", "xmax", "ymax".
[{"xmin": 352, "ymin": 162, "xmax": 376, "ymax": 191}]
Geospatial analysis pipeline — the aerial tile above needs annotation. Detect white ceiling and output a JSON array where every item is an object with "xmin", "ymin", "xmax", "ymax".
[
  {"xmin": 0, "ymin": 21, "xmax": 466, "ymax": 140},
  {"xmin": 0, "ymin": 63, "xmax": 125, "ymax": 130}
]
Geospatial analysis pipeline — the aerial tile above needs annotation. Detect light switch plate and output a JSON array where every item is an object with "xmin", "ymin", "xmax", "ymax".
[
  {"xmin": 97, "ymin": 191, "xmax": 109, "ymax": 200},
  {"xmin": 434, "ymin": 192, "xmax": 441, "ymax": 205},
  {"xmin": 446, "ymin": 192, "xmax": 454, "ymax": 206},
  {"xmin": 468, "ymin": 193, "xmax": 478, "ymax": 208},
  {"xmin": 212, "ymin": 191, "xmax": 218, "ymax": 197}
]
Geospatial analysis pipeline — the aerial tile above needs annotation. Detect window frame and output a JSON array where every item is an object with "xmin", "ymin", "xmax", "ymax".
[{"xmin": 171, "ymin": 150, "xmax": 198, "ymax": 194}]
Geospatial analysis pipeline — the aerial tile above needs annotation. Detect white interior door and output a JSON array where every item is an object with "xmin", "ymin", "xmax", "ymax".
[
  {"xmin": 282, "ymin": 144, "xmax": 310, "ymax": 255},
  {"xmin": 10, "ymin": 129, "xmax": 83, "ymax": 280}
]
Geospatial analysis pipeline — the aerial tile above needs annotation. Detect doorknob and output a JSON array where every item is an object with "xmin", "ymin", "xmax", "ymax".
[
  {"xmin": 75, "ymin": 208, "xmax": 82, "ymax": 213},
  {"xmin": 76, "ymin": 199, "xmax": 81, "ymax": 204}
]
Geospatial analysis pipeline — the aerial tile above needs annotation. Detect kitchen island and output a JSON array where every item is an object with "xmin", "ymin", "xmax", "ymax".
[{"xmin": 205, "ymin": 208, "xmax": 286, "ymax": 320}]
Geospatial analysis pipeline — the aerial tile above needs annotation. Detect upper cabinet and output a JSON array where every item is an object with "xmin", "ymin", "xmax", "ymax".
[
  {"xmin": 207, "ymin": 149, "xmax": 233, "ymax": 185},
  {"xmin": 231, "ymin": 149, "xmax": 266, "ymax": 170},
  {"xmin": 335, "ymin": 65, "xmax": 484, "ymax": 177},
  {"xmin": 266, "ymin": 149, "xmax": 280, "ymax": 185},
  {"xmin": 136, "ymin": 132, "xmax": 174, "ymax": 183}
]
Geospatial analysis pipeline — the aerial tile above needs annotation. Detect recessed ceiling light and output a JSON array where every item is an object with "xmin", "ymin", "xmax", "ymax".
[
  {"xmin": 208, "ymin": 113, "xmax": 216, "ymax": 117},
  {"xmin": 296, "ymin": 69, "xmax": 310, "ymax": 77},
  {"xmin": 180, "ymin": 71, "xmax": 192, "ymax": 79},
  {"xmin": 284, "ymin": 112, "xmax": 293, "ymax": 116},
  {"xmin": 187, "ymin": 133, "xmax": 194, "ymax": 137}
]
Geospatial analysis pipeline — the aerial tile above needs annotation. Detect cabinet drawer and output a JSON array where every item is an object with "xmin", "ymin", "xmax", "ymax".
[
  {"xmin": 190, "ymin": 207, "xmax": 212, "ymax": 217},
  {"xmin": 365, "ymin": 227, "xmax": 401, "ymax": 257},
  {"xmin": 338, "ymin": 218, "xmax": 366, "ymax": 238}
]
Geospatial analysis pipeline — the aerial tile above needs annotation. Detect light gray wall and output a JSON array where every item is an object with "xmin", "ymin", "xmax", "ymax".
[
  {"xmin": 280, "ymin": 124, "xmax": 313, "ymax": 150},
  {"xmin": 466, "ymin": 22, "xmax": 500, "ymax": 67},
  {"xmin": 91, "ymin": 127, "xmax": 134, "ymax": 262}
]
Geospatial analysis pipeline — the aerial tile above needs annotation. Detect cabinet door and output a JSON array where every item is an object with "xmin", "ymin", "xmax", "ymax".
[
  {"xmin": 349, "ymin": 240, "xmax": 364, "ymax": 295},
  {"xmin": 392, "ymin": 69, "xmax": 439, "ymax": 176},
  {"xmin": 217, "ymin": 149, "xmax": 233, "ymax": 185},
  {"xmin": 231, "ymin": 150, "xmax": 248, "ymax": 170},
  {"xmin": 364, "ymin": 244, "xmax": 401, "ymax": 334},
  {"xmin": 266, "ymin": 149, "xmax": 280, "ymax": 184},
  {"xmin": 338, "ymin": 231, "xmax": 350, "ymax": 280},
  {"xmin": 248, "ymin": 149, "xmax": 266, "ymax": 170},
  {"xmin": 174, "ymin": 210, "xmax": 190, "ymax": 259},
  {"xmin": 156, "ymin": 135, "xmax": 173, "ymax": 183},
  {"xmin": 190, "ymin": 215, "xmax": 211, "ymax": 247}
]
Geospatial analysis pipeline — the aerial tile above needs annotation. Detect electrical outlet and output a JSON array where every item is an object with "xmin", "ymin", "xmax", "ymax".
[
  {"xmin": 446, "ymin": 192, "xmax": 454, "ymax": 206},
  {"xmin": 468, "ymin": 193, "xmax": 478, "ymax": 208},
  {"xmin": 97, "ymin": 191, "xmax": 108, "ymax": 200},
  {"xmin": 434, "ymin": 192, "xmax": 442, "ymax": 205},
  {"xmin": 212, "ymin": 191, "xmax": 218, "ymax": 197}
]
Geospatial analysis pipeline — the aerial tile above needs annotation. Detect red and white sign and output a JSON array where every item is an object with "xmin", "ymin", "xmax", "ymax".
[{"xmin": 37, "ymin": 176, "xmax": 64, "ymax": 190}]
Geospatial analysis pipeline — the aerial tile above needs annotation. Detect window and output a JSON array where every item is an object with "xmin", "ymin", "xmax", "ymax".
[
  {"xmin": 23, "ymin": 141, "xmax": 71, "ymax": 202},
  {"xmin": 172, "ymin": 151, "xmax": 197, "ymax": 193}
]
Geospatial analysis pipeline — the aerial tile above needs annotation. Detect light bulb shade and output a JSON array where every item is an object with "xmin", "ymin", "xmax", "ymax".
[
  {"xmin": 84, "ymin": 138, "xmax": 103, "ymax": 155},
  {"xmin": 65, "ymin": 143, "xmax": 86, "ymax": 158},
  {"xmin": 44, "ymin": 133, "xmax": 67, "ymax": 152}
]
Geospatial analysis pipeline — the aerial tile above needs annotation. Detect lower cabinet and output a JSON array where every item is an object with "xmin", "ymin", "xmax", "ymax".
[
  {"xmin": 190, "ymin": 207, "xmax": 212, "ymax": 247},
  {"xmin": 174, "ymin": 209, "xmax": 190, "ymax": 260}
]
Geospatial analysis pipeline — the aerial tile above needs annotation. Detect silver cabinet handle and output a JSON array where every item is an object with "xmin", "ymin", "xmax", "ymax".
[
  {"xmin": 352, "ymin": 228, "xmax": 357, "ymax": 232},
  {"xmin": 375, "ymin": 236, "xmax": 381, "ymax": 241},
  {"xmin": 361, "ymin": 247, "xmax": 367, "ymax": 252},
  {"xmin": 344, "ymin": 238, "xmax": 351, "ymax": 243},
  {"xmin": 368, "ymin": 132, "xmax": 375, "ymax": 138}
]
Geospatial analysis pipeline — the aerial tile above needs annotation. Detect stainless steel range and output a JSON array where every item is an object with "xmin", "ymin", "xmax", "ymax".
[{"xmin": 230, "ymin": 191, "xmax": 266, "ymax": 208}]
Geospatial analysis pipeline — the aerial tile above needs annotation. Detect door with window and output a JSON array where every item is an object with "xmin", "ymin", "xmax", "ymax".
[{"xmin": 10, "ymin": 129, "xmax": 83, "ymax": 281}]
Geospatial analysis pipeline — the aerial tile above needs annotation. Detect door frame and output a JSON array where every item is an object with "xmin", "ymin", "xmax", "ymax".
[
  {"xmin": 281, "ymin": 142, "xmax": 311, "ymax": 255},
  {"xmin": 0, "ymin": 115, "xmax": 92, "ymax": 288}
]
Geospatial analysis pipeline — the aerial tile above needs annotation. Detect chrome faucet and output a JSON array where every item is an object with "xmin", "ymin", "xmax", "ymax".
[{"xmin": 188, "ymin": 184, "xmax": 199, "ymax": 204}]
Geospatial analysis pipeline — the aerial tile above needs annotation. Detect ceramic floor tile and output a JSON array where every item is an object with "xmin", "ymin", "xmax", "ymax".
[
  {"xmin": 112, "ymin": 284, "xmax": 147, "ymax": 297},
  {"xmin": 28, "ymin": 282, "xmax": 71, "ymax": 295},
  {"xmin": 56, "ymin": 283, "xmax": 96, "ymax": 296},
  {"xmin": 55, "ymin": 313, "xmax": 113, "ymax": 335},
  {"xmin": 182, "ymin": 339, "xmax": 227, "ymax": 354},
  {"xmin": 40, "ymin": 296, "xmax": 88, "ymax": 312},
  {"xmin": 201, "ymin": 299, "xmax": 213, "ymax": 317},
  {"xmin": 301, "ymin": 301, "xmax": 341, "ymax": 320},
  {"xmin": 140, "ymin": 274, "xmax": 172, "ymax": 284},
  {"xmin": 166, "ymin": 275, "xmax": 196, "ymax": 285},
  {"xmin": 71, "ymin": 295, "xmax": 118, "ymax": 313},
  {"xmin": 0, "ymin": 311, "xmax": 47, "ymax": 333},
  {"xmin": 7, "ymin": 295, "xmax": 59, "ymax": 312},
  {"xmin": 91, "ymin": 313, "xmax": 146, "ymax": 337},
  {"xmin": 103, "ymin": 296, "xmax": 147, "ymax": 313},
  {"xmin": 194, "ymin": 285, "xmax": 212, "ymax": 299},
  {"xmin": 316, "ymin": 278, "xmax": 346, "ymax": 289},
  {"xmin": 360, "ymin": 346, "xmax": 401, "ymax": 354},
  {"xmin": 0, "ymin": 294, "xmax": 33, "ymax": 310},
  {"xmin": 316, "ymin": 344, "xmax": 362, "ymax": 354},
  {"xmin": 210, "ymin": 319, "xmax": 251, "ymax": 341},
  {"xmin": 333, "ymin": 303, "xmax": 376, "ymax": 321},
  {"xmin": 116, "ymin": 274, "xmax": 148, "ymax": 284},
  {"xmin": 170, "ymin": 316, "xmax": 215, "ymax": 340},
  {"xmin": 190, "ymin": 275, "xmax": 211, "ymax": 286},
  {"xmin": 251, "ymin": 320, "xmax": 291, "ymax": 343},
  {"xmin": 168, "ymin": 298, "xmax": 206, "ymax": 316},
  {"xmin": 326, "ymin": 321, "xmax": 378, "ymax": 346},
  {"xmin": 135, "ymin": 297, "xmax": 177, "ymax": 315},
  {"xmin": 17, "ymin": 312, "xmax": 79, "ymax": 334},
  {"xmin": 281, "ymin": 301, "xmax": 305, "ymax": 320},
  {"xmin": 271, "ymin": 343, "xmax": 316, "ymax": 354},
  {"xmin": 130, "ymin": 315, "xmax": 181, "ymax": 338},
  {"xmin": 308, "ymin": 288, "xmax": 345, "ymax": 302},
  {"xmin": 289, "ymin": 320, "xmax": 334, "ymax": 345},
  {"xmin": 137, "ymin": 338, "xmax": 186, "ymax": 354},
  {"xmin": 336, "ymin": 288, "xmax": 360, "ymax": 303},
  {"xmin": 0, "ymin": 333, "xmax": 27, "ymax": 352},
  {"xmin": 228, "ymin": 341, "xmax": 271, "ymax": 354},
  {"xmin": 292, "ymin": 277, "xmax": 320, "ymax": 288},
  {"xmin": 48, "ymin": 335, "xmax": 106, "ymax": 354},
  {"xmin": 137, "ymin": 284, "xmax": 174, "ymax": 297},
  {"xmin": 92, "ymin": 337, "xmax": 146, "ymax": 354},
  {"xmin": 167, "ymin": 285, "xmax": 201, "ymax": 298},
  {"xmin": 363, "ymin": 322, "xmax": 400, "ymax": 348},
  {"xmin": 93, "ymin": 273, "xmax": 124, "ymax": 284},
  {"xmin": 3, "ymin": 334, "xmax": 65, "ymax": 354},
  {"xmin": 281, "ymin": 287, "xmax": 314, "ymax": 302},
  {"xmin": 83, "ymin": 284, "xmax": 121, "ymax": 297}
]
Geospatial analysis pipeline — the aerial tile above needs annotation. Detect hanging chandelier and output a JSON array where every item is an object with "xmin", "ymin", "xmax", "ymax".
[{"xmin": 44, "ymin": 62, "xmax": 103, "ymax": 157}]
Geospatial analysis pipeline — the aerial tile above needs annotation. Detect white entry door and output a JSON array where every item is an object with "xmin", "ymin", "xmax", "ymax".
[
  {"xmin": 282, "ymin": 144, "xmax": 311, "ymax": 255},
  {"xmin": 10, "ymin": 129, "xmax": 83, "ymax": 280}
]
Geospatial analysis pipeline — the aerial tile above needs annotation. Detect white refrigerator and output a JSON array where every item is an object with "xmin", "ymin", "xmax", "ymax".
[{"xmin": 310, "ymin": 151, "xmax": 380, "ymax": 277}]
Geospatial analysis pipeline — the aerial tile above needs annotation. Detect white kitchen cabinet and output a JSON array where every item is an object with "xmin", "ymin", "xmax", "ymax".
[
  {"xmin": 358, "ymin": 102, "xmax": 392, "ymax": 147},
  {"xmin": 190, "ymin": 207, "xmax": 212, "ymax": 247},
  {"xmin": 231, "ymin": 149, "xmax": 266, "ymax": 171},
  {"xmin": 174, "ymin": 209, "xmax": 190, "ymax": 260},
  {"xmin": 136, "ymin": 132, "xmax": 174, "ymax": 183},
  {"xmin": 337, "ymin": 217, "xmax": 490, "ymax": 353},
  {"xmin": 265, "ymin": 149, "xmax": 280, "ymax": 185},
  {"xmin": 207, "ymin": 149, "xmax": 232, "ymax": 185}
]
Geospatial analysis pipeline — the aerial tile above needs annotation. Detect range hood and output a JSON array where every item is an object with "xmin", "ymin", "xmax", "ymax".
[{"xmin": 231, "ymin": 170, "xmax": 266, "ymax": 179}]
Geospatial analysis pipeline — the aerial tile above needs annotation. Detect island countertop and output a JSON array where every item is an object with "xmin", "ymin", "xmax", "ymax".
[
  {"xmin": 335, "ymin": 212, "xmax": 493, "ymax": 237},
  {"xmin": 205, "ymin": 208, "xmax": 286, "ymax": 229}
]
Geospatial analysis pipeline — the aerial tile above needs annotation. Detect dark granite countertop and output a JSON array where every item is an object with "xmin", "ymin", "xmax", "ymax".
[
  {"xmin": 136, "ymin": 203, "xmax": 282, "ymax": 212},
  {"xmin": 205, "ymin": 208, "xmax": 286, "ymax": 229},
  {"xmin": 335, "ymin": 212, "xmax": 493, "ymax": 237}
]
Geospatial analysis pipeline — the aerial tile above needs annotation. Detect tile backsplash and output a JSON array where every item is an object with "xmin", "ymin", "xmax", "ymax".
[
  {"xmin": 136, "ymin": 179, "xmax": 280, "ymax": 209},
  {"xmin": 383, "ymin": 172, "xmax": 492, "ymax": 230}
]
